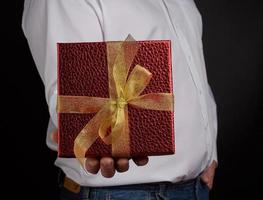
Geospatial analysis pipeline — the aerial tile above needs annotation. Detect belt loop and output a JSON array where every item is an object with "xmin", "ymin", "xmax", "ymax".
[{"xmin": 63, "ymin": 176, "xmax": 81, "ymax": 194}]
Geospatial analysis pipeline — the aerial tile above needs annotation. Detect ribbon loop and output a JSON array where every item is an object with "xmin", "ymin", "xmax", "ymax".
[{"xmin": 124, "ymin": 65, "xmax": 153, "ymax": 101}]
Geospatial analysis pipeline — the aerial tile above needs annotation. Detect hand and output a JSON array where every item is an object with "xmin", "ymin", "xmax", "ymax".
[
  {"xmin": 200, "ymin": 160, "xmax": 217, "ymax": 190},
  {"xmin": 52, "ymin": 129, "xmax": 148, "ymax": 178}
]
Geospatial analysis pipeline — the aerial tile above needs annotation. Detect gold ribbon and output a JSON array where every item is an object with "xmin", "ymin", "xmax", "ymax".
[{"xmin": 57, "ymin": 35, "xmax": 174, "ymax": 167}]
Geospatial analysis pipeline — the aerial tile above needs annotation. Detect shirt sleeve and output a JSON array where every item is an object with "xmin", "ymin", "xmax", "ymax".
[{"xmin": 22, "ymin": 0, "xmax": 104, "ymax": 131}]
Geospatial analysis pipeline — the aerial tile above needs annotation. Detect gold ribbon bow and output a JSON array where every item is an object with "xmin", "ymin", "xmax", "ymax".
[{"xmin": 57, "ymin": 35, "xmax": 174, "ymax": 167}]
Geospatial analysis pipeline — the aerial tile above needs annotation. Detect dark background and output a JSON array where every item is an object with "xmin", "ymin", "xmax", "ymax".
[{"xmin": 2, "ymin": 0, "xmax": 263, "ymax": 199}]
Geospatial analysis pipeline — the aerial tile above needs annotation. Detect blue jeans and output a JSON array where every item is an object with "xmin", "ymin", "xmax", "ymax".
[{"xmin": 59, "ymin": 177, "xmax": 209, "ymax": 200}]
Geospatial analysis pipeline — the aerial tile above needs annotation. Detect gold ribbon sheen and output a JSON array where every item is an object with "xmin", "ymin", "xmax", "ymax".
[{"xmin": 57, "ymin": 35, "xmax": 174, "ymax": 167}]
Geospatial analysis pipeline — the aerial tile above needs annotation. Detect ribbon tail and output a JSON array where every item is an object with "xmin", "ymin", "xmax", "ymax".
[
  {"xmin": 98, "ymin": 111, "xmax": 114, "ymax": 145},
  {"xmin": 57, "ymin": 95, "xmax": 108, "ymax": 113},
  {"xmin": 73, "ymin": 103, "xmax": 112, "ymax": 167},
  {"xmin": 128, "ymin": 93, "xmax": 174, "ymax": 111},
  {"xmin": 111, "ymin": 106, "xmax": 130, "ymax": 157}
]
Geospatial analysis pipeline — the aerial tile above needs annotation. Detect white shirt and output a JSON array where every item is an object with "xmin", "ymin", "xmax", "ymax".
[{"xmin": 22, "ymin": 0, "xmax": 218, "ymax": 187}]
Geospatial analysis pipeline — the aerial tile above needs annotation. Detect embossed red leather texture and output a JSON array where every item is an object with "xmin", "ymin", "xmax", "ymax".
[{"xmin": 58, "ymin": 40, "xmax": 174, "ymax": 157}]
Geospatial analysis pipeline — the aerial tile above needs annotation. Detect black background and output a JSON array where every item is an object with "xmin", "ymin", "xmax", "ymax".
[{"xmin": 2, "ymin": 1, "xmax": 263, "ymax": 199}]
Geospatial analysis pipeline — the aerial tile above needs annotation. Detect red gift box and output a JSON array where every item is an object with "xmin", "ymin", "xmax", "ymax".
[{"xmin": 57, "ymin": 37, "xmax": 175, "ymax": 158}]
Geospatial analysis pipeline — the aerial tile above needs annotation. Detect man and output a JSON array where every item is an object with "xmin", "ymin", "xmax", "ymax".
[{"xmin": 22, "ymin": 0, "xmax": 217, "ymax": 199}]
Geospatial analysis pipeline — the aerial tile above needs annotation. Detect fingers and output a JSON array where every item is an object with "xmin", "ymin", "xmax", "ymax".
[
  {"xmin": 85, "ymin": 157, "xmax": 100, "ymax": 174},
  {"xmin": 83, "ymin": 156, "xmax": 149, "ymax": 178},
  {"xmin": 100, "ymin": 157, "xmax": 116, "ymax": 178},
  {"xmin": 116, "ymin": 158, "xmax": 129, "ymax": 172},
  {"xmin": 133, "ymin": 156, "xmax": 149, "ymax": 166},
  {"xmin": 85, "ymin": 157, "xmax": 116, "ymax": 178},
  {"xmin": 99, "ymin": 156, "xmax": 148, "ymax": 177}
]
